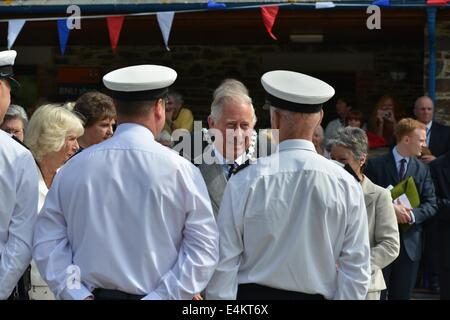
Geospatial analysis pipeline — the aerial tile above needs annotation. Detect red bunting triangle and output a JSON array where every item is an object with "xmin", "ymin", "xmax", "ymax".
[
  {"xmin": 427, "ymin": 0, "xmax": 449, "ymax": 4},
  {"xmin": 106, "ymin": 16, "xmax": 125, "ymax": 53},
  {"xmin": 260, "ymin": 6, "xmax": 279, "ymax": 40}
]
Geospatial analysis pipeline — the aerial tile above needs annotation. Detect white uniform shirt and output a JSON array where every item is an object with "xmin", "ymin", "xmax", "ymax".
[
  {"xmin": 33, "ymin": 123, "xmax": 219, "ymax": 300},
  {"xmin": 205, "ymin": 139, "xmax": 371, "ymax": 300},
  {"xmin": 0, "ymin": 131, "xmax": 38, "ymax": 299}
]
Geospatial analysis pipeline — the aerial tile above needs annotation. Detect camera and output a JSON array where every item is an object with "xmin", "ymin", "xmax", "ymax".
[{"xmin": 383, "ymin": 111, "xmax": 391, "ymax": 119}]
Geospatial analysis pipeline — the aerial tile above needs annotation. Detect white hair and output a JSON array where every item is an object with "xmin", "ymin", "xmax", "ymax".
[
  {"xmin": 210, "ymin": 81, "xmax": 256, "ymax": 125},
  {"xmin": 25, "ymin": 104, "xmax": 84, "ymax": 161},
  {"xmin": 5, "ymin": 104, "xmax": 28, "ymax": 127}
]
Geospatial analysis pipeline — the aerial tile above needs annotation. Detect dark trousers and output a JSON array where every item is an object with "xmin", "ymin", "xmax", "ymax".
[
  {"xmin": 237, "ymin": 283, "xmax": 325, "ymax": 300},
  {"xmin": 439, "ymin": 221, "xmax": 450, "ymax": 299},
  {"xmin": 92, "ymin": 288, "xmax": 145, "ymax": 300},
  {"xmin": 423, "ymin": 218, "xmax": 440, "ymax": 289},
  {"xmin": 7, "ymin": 266, "xmax": 31, "ymax": 300},
  {"xmin": 381, "ymin": 240, "xmax": 420, "ymax": 300}
]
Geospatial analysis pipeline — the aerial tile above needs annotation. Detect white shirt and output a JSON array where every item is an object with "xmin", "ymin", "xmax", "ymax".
[
  {"xmin": 392, "ymin": 147, "xmax": 410, "ymax": 176},
  {"xmin": 392, "ymin": 147, "xmax": 416, "ymax": 224},
  {"xmin": 33, "ymin": 123, "xmax": 219, "ymax": 300},
  {"xmin": 212, "ymin": 146, "xmax": 246, "ymax": 177},
  {"xmin": 0, "ymin": 131, "xmax": 38, "ymax": 299},
  {"xmin": 205, "ymin": 139, "xmax": 371, "ymax": 300},
  {"xmin": 426, "ymin": 121, "xmax": 432, "ymax": 146},
  {"xmin": 29, "ymin": 166, "xmax": 55, "ymax": 296}
]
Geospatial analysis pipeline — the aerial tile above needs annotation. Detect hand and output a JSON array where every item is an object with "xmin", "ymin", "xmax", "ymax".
[
  {"xmin": 394, "ymin": 202, "xmax": 412, "ymax": 224},
  {"xmin": 420, "ymin": 155, "xmax": 436, "ymax": 164},
  {"xmin": 385, "ymin": 111, "xmax": 396, "ymax": 123},
  {"xmin": 376, "ymin": 109, "xmax": 385, "ymax": 123},
  {"xmin": 192, "ymin": 294, "xmax": 203, "ymax": 300}
]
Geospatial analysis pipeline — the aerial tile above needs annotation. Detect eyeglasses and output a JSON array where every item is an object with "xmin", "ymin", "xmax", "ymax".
[{"xmin": 2, "ymin": 128, "xmax": 23, "ymax": 135}]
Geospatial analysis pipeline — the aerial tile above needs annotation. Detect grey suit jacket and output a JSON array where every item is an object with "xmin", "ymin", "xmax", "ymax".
[
  {"xmin": 362, "ymin": 175, "xmax": 400, "ymax": 292},
  {"xmin": 197, "ymin": 163, "xmax": 227, "ymax": 217}
]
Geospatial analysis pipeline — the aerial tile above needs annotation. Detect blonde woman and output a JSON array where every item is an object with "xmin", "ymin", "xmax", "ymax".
[{"xmin": 25, "ymin": 104, "xmax": 84, "ymax": 300}]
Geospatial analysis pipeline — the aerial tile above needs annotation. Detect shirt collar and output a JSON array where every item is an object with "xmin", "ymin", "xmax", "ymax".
[
  {"xmin": 114, "ymin": 123, "xmax": 155, "ymax": 140},
  {"xmin": 277, "ymin": 139, "xmax": 317, "ymax": 153},
  {"xmin": 213, "ymin": 146, "xmax": 246, "ymax": 165},
  {"xmin": 426, "ymin": 121, "xmax": 432, "ymax": 132},
  {"xmin": 392, "ymin": 146, "xmax": 410, "ymax": 165}
]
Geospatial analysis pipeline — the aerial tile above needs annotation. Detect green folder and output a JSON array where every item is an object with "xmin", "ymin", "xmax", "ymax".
[{"xmin": 390, "ymin": 176, "xmax": 420, "ymax": 231}]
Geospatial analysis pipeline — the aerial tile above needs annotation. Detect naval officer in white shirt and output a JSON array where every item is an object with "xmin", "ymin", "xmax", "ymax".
[
  {"xmin": 0, "ymin": 50, "xmax": 39, "ymax": 300},
  {"xmin": 33, "ymin": 65, "xmax": 219, "ymax": 300},
  {"xmin": 205, "ymin": 70, "xmax": 371, "ymax": 300}
]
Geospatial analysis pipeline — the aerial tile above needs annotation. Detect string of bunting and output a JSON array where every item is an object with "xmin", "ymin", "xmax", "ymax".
[{"xmin": 2, "ymin": 0, "xmax": 445, "ymax": 54}]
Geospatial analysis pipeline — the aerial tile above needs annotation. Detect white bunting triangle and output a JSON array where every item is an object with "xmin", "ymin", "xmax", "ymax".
[
  {"xmin": 8, "ymin": 19, "xmax": 26, "ymax": 49},
  {"xmin": 315, "ymin": 2, "xmax": 335, "ymax": 9},
  {"xmin": 156, "ymin": 11, "xmax": 175, "ymax": 51}
]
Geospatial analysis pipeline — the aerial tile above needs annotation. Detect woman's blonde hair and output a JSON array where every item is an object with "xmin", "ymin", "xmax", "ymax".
[{"xmin": 25, "ymin": 104, "xmax": 84, "ymax": 161}]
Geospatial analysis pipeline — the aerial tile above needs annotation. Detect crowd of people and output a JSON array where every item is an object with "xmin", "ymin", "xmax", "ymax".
[{"xmin": 1, "ymin": 48, "xmax": 450, "ymax": 301}]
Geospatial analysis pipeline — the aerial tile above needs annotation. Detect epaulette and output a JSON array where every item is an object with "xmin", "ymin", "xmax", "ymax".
[
  {"xmin": 11, "ymin": 135, "xmax": 30, "ymax": 150},
  {"xmin": 231, "ymin": 159, "xmax": 251, "ymax": 176}
]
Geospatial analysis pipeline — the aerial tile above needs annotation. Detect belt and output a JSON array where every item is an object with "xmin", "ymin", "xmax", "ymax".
[
  {"xmin": 92, "ymin": 288, "xmax": 145, "ymax": 300},
  {"xmin": 237, "ymin": 283, "xmax": 325, "ymax": 300}
]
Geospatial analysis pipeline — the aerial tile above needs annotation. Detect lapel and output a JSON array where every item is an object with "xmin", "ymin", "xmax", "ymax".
[
  {"xmin": 362, "ymin": 176, "xmax": 377, "ymax": 208},
  {"xmin": 441, "ymin": 155, "xmax": 450, "ymax": 185},
  {"xmin": 198, "ymin": 163, "xmax": 227, "ymax": 216},
  {"xmin": 385, "ymin": 153, "xmax": 400, "ymax": 185},
  {"xmin": 404, "ymin": 157, "xmax": 416, "ymax": 181},
  {"xmin": 429, "ymin": 123, "xmax": 437, "ymax": 151}
]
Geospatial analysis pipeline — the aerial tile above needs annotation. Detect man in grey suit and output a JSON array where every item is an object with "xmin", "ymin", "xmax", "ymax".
[
  {"xmin": 195, "ymin": 80, "xmax": 259, "ymax": 216},
  {"xmin": 365, "ymin": 118, "xmax": 438, "ymax": 300}
]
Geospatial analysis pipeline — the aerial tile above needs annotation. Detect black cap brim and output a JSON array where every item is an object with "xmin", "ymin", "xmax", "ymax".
[{"xmin": 8, "ymin": 76, "xmax": 20, "ymax": 89}]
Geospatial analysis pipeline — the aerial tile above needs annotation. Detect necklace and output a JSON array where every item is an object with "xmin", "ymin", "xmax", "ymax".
[{"xmin": 201, "ymin": 128, "xmax": 258, "ymax": 161}]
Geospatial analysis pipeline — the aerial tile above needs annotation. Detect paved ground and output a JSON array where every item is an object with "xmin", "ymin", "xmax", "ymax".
[{"xmin": 411, "ymin": 288, "xmax": 440, "ymax": 300}]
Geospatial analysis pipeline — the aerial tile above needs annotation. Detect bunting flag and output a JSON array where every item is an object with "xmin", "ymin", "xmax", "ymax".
[
  {"xmin": 372, "ymin": 0, "xmax": 390, "ymax": 6},
  {"xmin": 207, "ymin": 0, "xmax": 226, "ymax": 9},
  {"xmin": 57, "ymin": 19, "xmax": 70, "ymax": 55},
  {"xmin": 426, "ymin": 0, "xmax": 449, "ymax": 4},
  {"xmin": 260, "ymin": 6, "xmax": 279, "ymax": 40},
  {"xmin": 315, "ymin": 2, "xmax": 336, "ymax": 9},
  {"xmin": 106, "ymin": 16, "xmax": 125, "ymax": 54},
  {"xmin": 156, "ymin": 12, "xmax": 175, "ymax": 51},
  {"xmin": 7, "ymin": 19, "xmax": 26, "ymax": 49}
]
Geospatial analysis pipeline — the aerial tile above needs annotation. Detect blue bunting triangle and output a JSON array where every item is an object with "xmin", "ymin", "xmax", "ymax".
[
  {"xmin": 372, "ymin": 0, "xmax": 390, "ymax": 7},
  {"xmin": 57, "ymin": 19, "xmax": 70, "ymax": 55}
]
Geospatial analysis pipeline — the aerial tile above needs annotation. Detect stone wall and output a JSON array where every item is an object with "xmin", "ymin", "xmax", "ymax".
[
  {"xmin": 426, "ymin": 19, "xmax": 450, "ymax": 125},
  {"xmin": 17, "ymin": 41, "xmax": 423, "ymax": 129}
]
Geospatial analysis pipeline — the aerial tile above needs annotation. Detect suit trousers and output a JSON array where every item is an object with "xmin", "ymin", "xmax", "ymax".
[
  {"xmin": 381, "ymin": 238, "xmax": 420, "ymax": 300},
  {"xmin": 439, "ymin": 221, "xmax": 450, "ymax": 299}
]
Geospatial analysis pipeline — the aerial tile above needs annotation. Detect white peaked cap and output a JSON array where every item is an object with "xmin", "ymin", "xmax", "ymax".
[{"xmin": 261, "ymin": 70, "xmax": 335, "ymax": 113}]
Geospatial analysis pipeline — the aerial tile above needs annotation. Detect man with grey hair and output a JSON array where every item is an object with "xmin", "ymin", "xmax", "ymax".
[
  {"xmin": 413, "ymin": 96, "xmax": 450, "ymax": 165},
  {"xmin": 1, "ymin": 104, "xmax": 28, "ymax": 142},
  {"xmin": 195, "ymin": 79, "xmax": 258, "ymax": 217},
  {"xmin": 205, "ymin": 71, "xmax": 371, "ymax": 300},
  {"xmin": 413, "ymin": 95, "xmax": 450, "ymax": 295}
]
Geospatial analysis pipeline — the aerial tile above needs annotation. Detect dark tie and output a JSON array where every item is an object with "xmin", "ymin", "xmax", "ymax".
[
  {"xmin": 399, "ymin": 158, "xmax": 407, "ymax": 181},
  {"xmin": 227, "ymin": 162, "xmax": 238, "ymax": 179}
]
